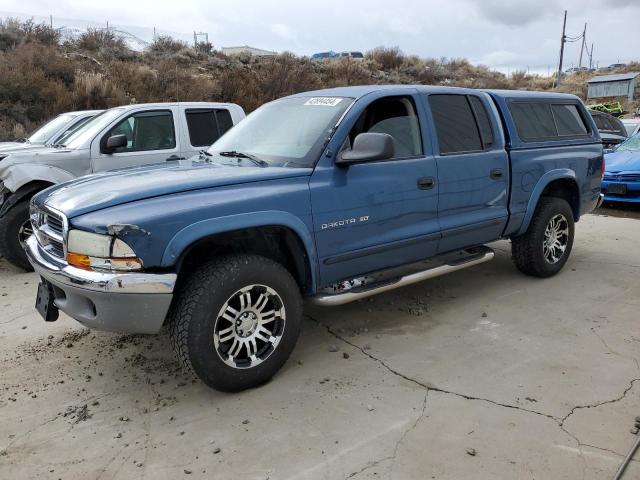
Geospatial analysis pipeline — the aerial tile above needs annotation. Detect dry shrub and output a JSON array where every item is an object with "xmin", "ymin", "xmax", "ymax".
[
  {"xmin": 72, "ymin": 72, "xmax": 128, "ymax": 109},
  {"xmin": 76, "ymin": 28, "xmax": 127, "ymax": 52},
  {"xmin": 146, "ymin": 35, "xmax": 189, "ymax": 56},
  {"xmin": 0, "ymin": 18, "xmax": 60, "ymax": 52},
  {"xmin": 367, "ymin": 46, "xmax": 405, "ymax": 70},
  {"xmin": 2, "ymin": 20, "xmax": 639, "ymax": 140}
]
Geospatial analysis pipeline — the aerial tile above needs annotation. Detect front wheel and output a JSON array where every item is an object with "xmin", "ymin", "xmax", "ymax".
[
  {"xmin": 168, "ymin": 254, "xmax": 303, "ymax": 392},
  {"xmin": 511, "ymin": 197, "xmax": 575, "ymax": 278},
  {"xmin": 0, "ymin": 200, "xmax": 34, "ymax": 271}
]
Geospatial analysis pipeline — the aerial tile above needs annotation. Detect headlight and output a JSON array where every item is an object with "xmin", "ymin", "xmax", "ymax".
[{"xmin": 66, "ymin": 229, "xmax": 142, "ymax": 272}]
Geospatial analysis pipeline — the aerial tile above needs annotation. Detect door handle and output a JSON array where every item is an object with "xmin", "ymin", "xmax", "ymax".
[
  {"xmin": 490, "ymin": 168, "xmax": 503, "ymax": 180},
  {"xmin": 417, "ymin": 177, "xmax": 435, "ymax": 190},
  {"xmin": 166, "ymin": 155, "xmax": 185, "ymax": 161}
]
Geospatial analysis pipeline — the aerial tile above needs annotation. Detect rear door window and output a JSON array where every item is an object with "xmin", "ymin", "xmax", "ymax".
[
  {"xmin": 429, "ymin": 94, "xmax": 483, "ymax": 154},
  {"xmin": 216, "ymin": 110, "xmax": 234, "ymax": 136},
  {"xmin": 469, "ymin": 96, "xmax": 494, "ymax": 148},
  {"xmin": 186, "ymin": 109, "xmax": 234, "ymax": 147}
]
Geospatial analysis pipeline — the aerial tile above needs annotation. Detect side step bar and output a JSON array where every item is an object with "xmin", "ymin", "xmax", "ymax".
[{"xmin": 310, "ymin": 247, "xmax": 495, "ymax": 307}]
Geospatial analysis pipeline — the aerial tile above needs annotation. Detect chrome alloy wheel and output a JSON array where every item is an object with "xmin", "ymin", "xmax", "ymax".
[
  {"xmin": 18, "ymin": 219, "xmax": 33, "ymax": 246},
  {"xmin": 543, "ymin": 214, "xmax": 569, "ymax": 264},
  {"xmin": 213, "ymin": 284, "xmax": 286, "ymax": 369}
]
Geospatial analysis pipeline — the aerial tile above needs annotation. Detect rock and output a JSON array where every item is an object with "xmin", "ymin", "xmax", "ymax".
[
  {"xmin": 66, "ymin": 343, "xmax": 73, "ymax": 348},
  {"xmin": 367, "ymin": 404, "xmax": 375, "ymax": 412},
  {"xmin": 119, "ymin": 416, "xmax": 129, "ymax": 422},
  {"xmin": 363, "ymin": 344, "xmax": 371, "ymax": 350},
  {"xmin": 466, "ymin": 448, "xmax": 476, "ymax": 456},
  {"xmin": 213, "ymin": 447, "xmax": 221, "ymax": 454},
  {"xmin": 328, "ymin": 345, "xmax": 339, "ymax": 352},
  {"xmin": 242, "ymin": 419, "xmax": 250, "ymax": 425},
  {"xmin": 114, "ymin": 432, "xmax": 122, "ymax": 439},
  {"xmin": 342, "ymin": 352, "xmax": 350, "ymax": 359},
  {"xmin": 481, "ymin": 312, "xmax": 488, "ymax": 318},
  {"xmin": 184, "ymin": 469, "xmax": 192, "ymax": 474},
  {"xmin": 297, "ymin": 360, "xmax": 303, "ymax": 366}
]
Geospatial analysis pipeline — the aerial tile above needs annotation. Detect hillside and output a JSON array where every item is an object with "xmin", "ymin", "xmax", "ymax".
[{"xmin": 1, "ymin": 18, "xmax": 638, "ymax": 141}]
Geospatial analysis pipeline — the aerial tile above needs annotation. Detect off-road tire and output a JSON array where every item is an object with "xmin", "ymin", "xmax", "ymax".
[
  {"xmin": 511, "ymin": 196, "xmax": 574, "ymax": 278},
  {"xmin": 168, "ymin": 254, "xmax": 303, "ymax": 392},
  {"xmin": 0, "ymin": 201, "xmax": 33, "ymax": 271}
]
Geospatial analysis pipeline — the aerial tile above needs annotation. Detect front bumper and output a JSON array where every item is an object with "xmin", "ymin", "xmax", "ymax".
[
  {"xmin": 601, "ymin": 180, "xmax": 640, "ymax": 203},
  {"xmin": 25, "ymin": 235, "xmax": 176, "ymax": 334}
]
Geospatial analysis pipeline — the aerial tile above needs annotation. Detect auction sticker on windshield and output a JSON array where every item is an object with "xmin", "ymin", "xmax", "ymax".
[{"xmin": 304, "ymin": 97, "xmax": 343, "ymax": 107}]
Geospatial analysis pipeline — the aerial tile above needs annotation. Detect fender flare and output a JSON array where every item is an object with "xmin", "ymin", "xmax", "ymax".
[
  {"xmin": 0, "ymin": 181, "xmax": 55, "ymax": 217},
  {"xmin": 161, "ymin": 210, "xmax": 319, "ymax": 291},
  {"xmin": 2, "ymin": 164, "xmax": 74, "ymax": 193},
  {"xmin": 517, "ymin": 168, "xmax": 579, "ymax": 236}
]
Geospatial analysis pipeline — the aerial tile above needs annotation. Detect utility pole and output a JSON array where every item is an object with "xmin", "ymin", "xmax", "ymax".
[
  {"xmin": 578, "ymin": 23, "xmax": 587, "ymax": 68},
  {"xmin": 556, "ymin": 10, "xmax": 567, "ymax": 87},
  {"xmin": 588, "ymin": 43, "xmax": 594, "ymax": 70},
  {"xmin": 49, "ymin": 14, "xmax": 53, "ymax": 28}
]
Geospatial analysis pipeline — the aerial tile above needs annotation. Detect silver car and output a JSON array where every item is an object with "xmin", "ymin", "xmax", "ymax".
[
  {"xmin": 0, "ymin": 102, "xmax": 245, "ymax": 270},
  {"xmin": 0, "ymin": 110, "xmax": 102, "ymax": 154}
]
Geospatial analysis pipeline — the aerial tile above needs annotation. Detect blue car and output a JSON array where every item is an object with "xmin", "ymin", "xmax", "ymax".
[{"xmin": 602, "ymin": 133, "xmax": 640, "ymax": 203}]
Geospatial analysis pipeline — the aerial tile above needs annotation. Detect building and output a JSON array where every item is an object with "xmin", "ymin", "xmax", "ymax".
[
  {"xmin": 221, "ymin": 45, "xmax": 277, "ymax": 57},
  {"xmin": 587, "ymin": 73, "xmax": 639, "ymax": 102}
]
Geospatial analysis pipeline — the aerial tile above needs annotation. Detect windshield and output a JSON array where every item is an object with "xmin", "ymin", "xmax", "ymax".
[
  {"xmin": 27, "ymin": 114, "xmax": 76, "ymax": 144},
  {"xmin": 61, "ymin": 108, "xmax": 125, "ymax": 149},
  {"xmin": 616, "ymin": 132, "xmax": 640, "ymax": 152},
  {"xmin": 207, "ymin": 96, "xmax": 353, "ymax": 167}
]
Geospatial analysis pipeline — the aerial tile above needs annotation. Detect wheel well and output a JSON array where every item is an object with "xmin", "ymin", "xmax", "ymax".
[
  {"xmin": 540, "ymin": 178, "xmax": 579, "ymax": 220},
  {"xmin": 175, "ymin": 226, "xmax": 313, "ymax": 295},
  {"xmin": 0, "ymin": 181, "xmax": 53, "ymax": 216}
]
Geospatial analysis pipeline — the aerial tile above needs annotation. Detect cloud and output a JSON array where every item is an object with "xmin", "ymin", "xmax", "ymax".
[
  {"xmin": 604, "ymin": 0, "xmax": 640, "ymax": 6},
  {"xmin": 270, "ymin": 23, "xmax": 296, "ymax": 41},
  {"xmin": 471, "ymin": 0, "xmax": 559, "ymax": 26}
]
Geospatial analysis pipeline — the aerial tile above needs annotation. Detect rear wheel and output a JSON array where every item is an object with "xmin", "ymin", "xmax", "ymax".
[
  {"xmin": 511, "ymin": 197, "xmax": 574, "ymax": 278},
  {"xmin": 168, "ymin": 254, "xmax": 302, "ymax": 392},
  {"xmin": 0, "ymin": 201, "xmax": 34, "ymax": 271}
]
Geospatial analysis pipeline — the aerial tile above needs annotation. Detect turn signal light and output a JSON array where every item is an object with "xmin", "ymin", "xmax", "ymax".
[{"xmin": 67, "ymin": 252, "xmax": 92, "ymax": 270}]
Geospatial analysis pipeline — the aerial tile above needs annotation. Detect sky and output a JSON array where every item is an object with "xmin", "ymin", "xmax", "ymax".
[{"xmin": 2, "ymin": 0, "xmax": 638, "ymax": 75}]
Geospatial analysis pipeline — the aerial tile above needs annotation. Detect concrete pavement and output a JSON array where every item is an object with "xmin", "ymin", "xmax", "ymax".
[{"xmin": 1, "ymin": 213, "xmax": 639, "ymax": 479}]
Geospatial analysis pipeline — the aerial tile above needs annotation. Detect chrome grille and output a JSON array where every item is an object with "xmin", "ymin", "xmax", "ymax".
[
  {"xmin": 604, "ymin": 173, "xmax": 640, "ymax": 182},
  {"xmin": 30, "ymin": 205, "xmax": 67, "ymax": 259}
]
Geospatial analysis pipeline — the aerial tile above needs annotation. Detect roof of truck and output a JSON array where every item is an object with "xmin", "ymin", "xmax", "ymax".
[
  {"xmin": 65, "ymin": 110, "xmax": 104, "ymax": 116},
  {"xmin": 113, "ymin": 102, "xmax": 241, "ymax": 109},
  {"xmin": 287, "ymin": 85, "xmax": 581, "ymax": 101}
]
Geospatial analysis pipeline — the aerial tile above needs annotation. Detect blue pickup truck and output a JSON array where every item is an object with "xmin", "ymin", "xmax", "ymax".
[{"xmin": 25, "ymin": 86, "xmax": 603, "ymax": 391}]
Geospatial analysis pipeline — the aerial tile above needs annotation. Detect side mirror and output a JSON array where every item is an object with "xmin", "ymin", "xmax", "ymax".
[
  {"xmin": 336, "ymin": 132, "xmax": 394, "ymax": 165},
  {"xmin": 103, "ymin": 134, "xmax": 128, "ymax": 153}
]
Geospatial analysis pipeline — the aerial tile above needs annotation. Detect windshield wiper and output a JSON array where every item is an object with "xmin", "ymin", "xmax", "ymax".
[
  {"xmin": 218, "ymin": 150, "xmax": 268, "ymax": 168},
  {"xmin": 199, "ymin": 149, "xmax": 213, "ymax": 157}
]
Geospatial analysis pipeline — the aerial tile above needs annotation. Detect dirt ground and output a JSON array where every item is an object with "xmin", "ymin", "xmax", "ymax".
[{"xmin": 1, "ymin": 212, "xmax": 640, "ymax": 480}]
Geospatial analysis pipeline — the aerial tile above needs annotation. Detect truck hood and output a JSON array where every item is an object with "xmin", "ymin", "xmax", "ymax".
[
  {"xmin": 605, "ymin": 150, "xmax": 640, "ymax": 173},
  {"xmin": 0, "ymin": 146, "xmax": 75, "ymax": 168},
  {"xmin": 38, "ymin": 159, "xmax": 312, "ymax": 218},
  {"xmin": 0, "ymin": 142, "xmax": 31, "ymax": 153}
]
